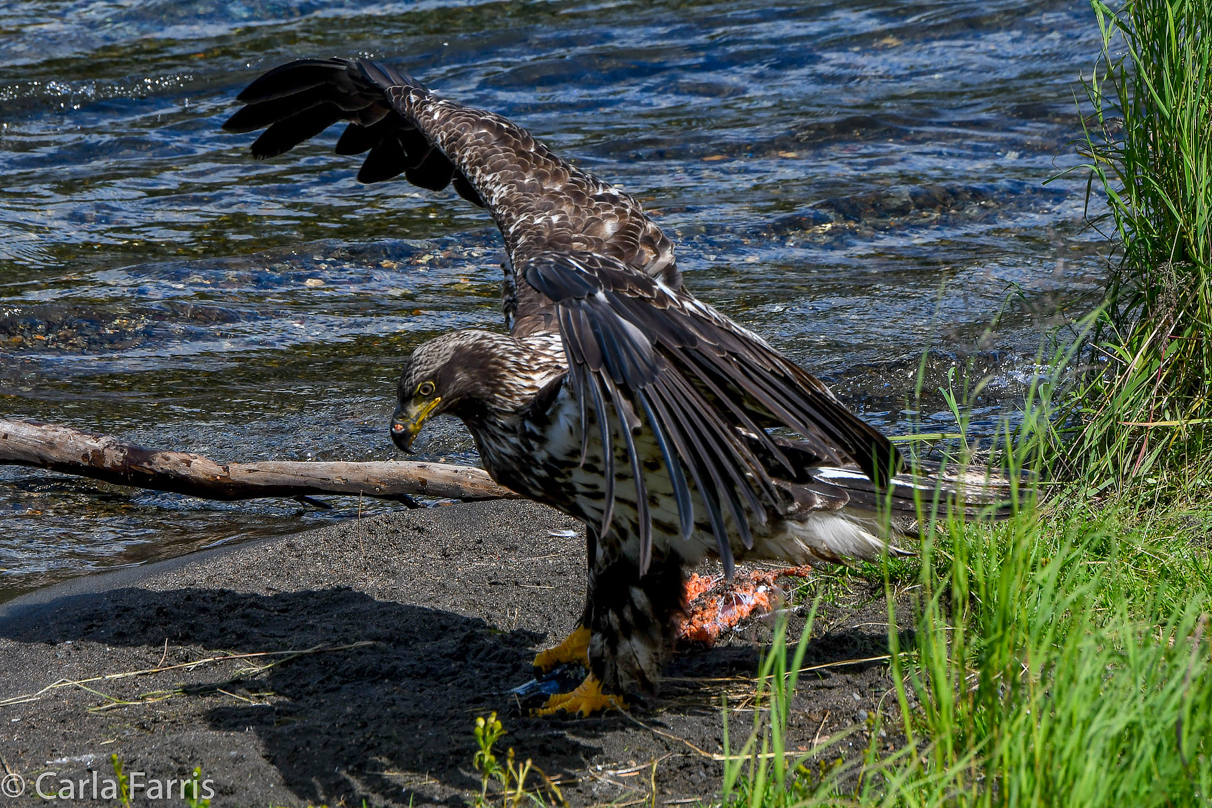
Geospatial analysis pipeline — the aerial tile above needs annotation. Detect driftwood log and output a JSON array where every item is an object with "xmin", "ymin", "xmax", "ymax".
[{"xmin": 0, "ymin": 418, "xmax": 517, "ymax": 503}]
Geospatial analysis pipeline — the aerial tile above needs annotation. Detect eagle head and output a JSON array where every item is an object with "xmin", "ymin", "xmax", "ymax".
[{"xmin": 390, "ymin": 329, "xmax": 529, "ymax": 453}]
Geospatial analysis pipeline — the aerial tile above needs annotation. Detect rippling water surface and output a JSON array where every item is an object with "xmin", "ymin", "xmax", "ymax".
[{"xmin": 0, "ymin": 0, "xmax": 1106, "ymax": 599}]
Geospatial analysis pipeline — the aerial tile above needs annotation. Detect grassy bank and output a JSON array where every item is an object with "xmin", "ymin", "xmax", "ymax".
[
  {"xmin": 720, "ymin": 0, "xmax": 1212, "ymax": 804},
  {"xmin": 719, "ymin": 378, "xmax": 1212, "ymax": 805},
  {"xmin": 722, "ymin": 498, "xmax": 1211, "ymax": 806},
  {"xmin": 719, "ymin": 373, "xmax": 1211, "ymax": 806}
]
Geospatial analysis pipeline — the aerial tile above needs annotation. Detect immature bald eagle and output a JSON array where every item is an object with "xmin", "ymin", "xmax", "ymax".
[{"xmin": 225, "ymin": 59, "xmax": 1005, "ymax": 715}]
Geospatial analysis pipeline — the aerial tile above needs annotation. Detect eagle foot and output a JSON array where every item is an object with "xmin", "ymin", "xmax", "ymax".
[
  {"xmin": 535, "ymin": 674, "xmax": 627, "ymax": 717},
  {"xmin": 533, "ymin": 625, "xmax": 591, "ymax": 673}
]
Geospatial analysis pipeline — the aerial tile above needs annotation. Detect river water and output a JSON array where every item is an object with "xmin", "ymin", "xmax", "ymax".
[{"xmin": 0, "ymin": 0, "xmax": 1105, "ymax": 600}]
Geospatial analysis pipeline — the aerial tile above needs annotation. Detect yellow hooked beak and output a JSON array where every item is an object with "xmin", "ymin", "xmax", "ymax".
[{"xmin": 390, "ymin": 396, "xmax": 441, "ymax": 453}]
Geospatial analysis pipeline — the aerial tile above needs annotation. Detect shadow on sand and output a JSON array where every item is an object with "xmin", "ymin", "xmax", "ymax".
[{"xmin": 0, "ymin": 572, "xmax": 902, "ymax": 805}]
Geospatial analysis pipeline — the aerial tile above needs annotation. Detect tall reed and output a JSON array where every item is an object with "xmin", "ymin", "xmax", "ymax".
[{"xmin": 1060, "ymin": 0, "xmax": 1212, "ymax": 490}]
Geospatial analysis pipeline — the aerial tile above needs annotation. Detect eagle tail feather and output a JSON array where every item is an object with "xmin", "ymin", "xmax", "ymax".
[{"xmin": 810, "ymin": 461, "xmax": 1019, "ymax": 522}]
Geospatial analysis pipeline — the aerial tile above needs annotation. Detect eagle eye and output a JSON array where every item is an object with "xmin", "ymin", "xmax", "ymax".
[{"xmin": 417, "ymin": 381, "xmax": 436, "ymax": 397}]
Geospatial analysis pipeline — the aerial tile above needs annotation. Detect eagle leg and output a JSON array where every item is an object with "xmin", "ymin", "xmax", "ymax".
[
  {"xmin": 535, "ymin": 527, "xmax": 597, "ymax": 675},
  {"xmin": 532, "ymin": 625, "xmax": 591, "ymax": 673},
  {"xmin": 534, "ymin": 674, "xmax": 628, "ymax": 717}
]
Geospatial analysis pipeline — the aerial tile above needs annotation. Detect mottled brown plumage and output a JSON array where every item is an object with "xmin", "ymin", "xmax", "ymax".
[{"xmin": 225, "ymin": 59, "xmax": 1008, "ymax": 708}]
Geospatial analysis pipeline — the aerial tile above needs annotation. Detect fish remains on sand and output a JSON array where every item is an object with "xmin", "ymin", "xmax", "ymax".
[{"xmin": 224, "ymin": 58, "xmax": 1009, "ymax": 716}]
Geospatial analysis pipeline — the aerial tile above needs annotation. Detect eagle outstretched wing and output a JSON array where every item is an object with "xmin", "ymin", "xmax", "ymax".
[
  {"xmin": 224, "ymin": 58, "xmax": 899, "ymax": 573},
  {"xmin": 223, "ymin": 58, "xmax": 679, "ymax": 325}
]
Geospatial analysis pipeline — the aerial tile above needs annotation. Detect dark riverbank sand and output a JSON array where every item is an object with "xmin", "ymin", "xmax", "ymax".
[{"xmin": 0, "ymin": 500, "xmax": 905, "ymax": 806}]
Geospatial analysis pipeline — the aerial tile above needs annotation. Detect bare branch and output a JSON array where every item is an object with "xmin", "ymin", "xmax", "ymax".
[{"xmin": 0, "ymin": 418, "xmax": 516, "ymax": 503}]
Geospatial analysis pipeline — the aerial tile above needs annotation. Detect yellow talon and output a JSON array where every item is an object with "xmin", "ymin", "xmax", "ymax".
[
  {"xmin": 535, "ymin": 674, "xmax": 627, "ymax": 717},
  {"xmin": 533, "ymin": 625, "xmax": 591, "ymax": 673}
]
